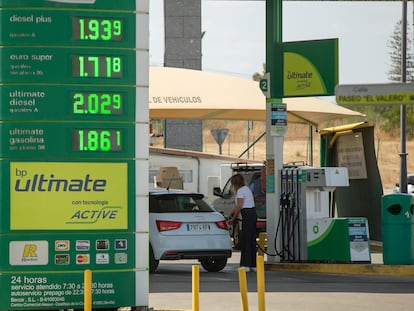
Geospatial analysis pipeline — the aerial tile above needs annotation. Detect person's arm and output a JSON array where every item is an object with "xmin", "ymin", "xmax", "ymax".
[{"xmin": 228, "ymin": 197, "xmax": 243, "ymax": 224}]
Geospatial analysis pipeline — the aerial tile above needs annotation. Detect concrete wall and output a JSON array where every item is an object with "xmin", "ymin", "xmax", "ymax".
[{"xmin": 164, "ymin": 0, "xmax": 203, "ymax": 151}]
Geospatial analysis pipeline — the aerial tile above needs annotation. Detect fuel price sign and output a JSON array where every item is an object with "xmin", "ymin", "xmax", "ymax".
[
  {"xmin": 0, "ymin": 47, "xmax": 136, "ymax": 84},
  {"xmin": 1, "ymin": 84, "xmax": 136, "ymax": 121},
  {"xmin": 0, "ymin": 1, "xmax": 148, "ymax": 310},
  {"xmin": 0, "ymin": 122, "xmax": 135, "ymax": 159},
  {"xmin": 0, "ymin": 10, "xmax": 136, "ymax": 47}
]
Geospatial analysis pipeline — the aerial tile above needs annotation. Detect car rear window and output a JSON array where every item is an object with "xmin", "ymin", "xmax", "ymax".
[{"xmin": 150, "ymin": 193, "xmax": 215, "ymax": 213}]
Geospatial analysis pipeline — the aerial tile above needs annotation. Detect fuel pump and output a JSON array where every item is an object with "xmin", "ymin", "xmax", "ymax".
[{"xmin": 278, "ymin": 166, "xmax": 357, "ymax": 262}]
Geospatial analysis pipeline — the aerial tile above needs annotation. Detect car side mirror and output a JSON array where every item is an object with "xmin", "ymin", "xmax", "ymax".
[{"xmin": 213, "ymin": 187, "xmax": 223, "ymax": 197}]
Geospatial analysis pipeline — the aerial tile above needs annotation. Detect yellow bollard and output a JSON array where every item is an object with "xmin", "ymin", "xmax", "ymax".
[
  {"xmin": 257, "ymin": 232, "xmax": 267, "ymax": 256},
  {"xmin": 238, "ymin": 267, "xmax": 249, "ymax": 311},
  {"xmin": 84, "ymin": 269, "xmax": 92, "ymax": 311},
  {"xmin": 257, "ymin": 256, "xmax": 266, "ymax": 311},
  {"xmin": 192, "ymin": 265, "xmax": 199, "ymax": 311}
]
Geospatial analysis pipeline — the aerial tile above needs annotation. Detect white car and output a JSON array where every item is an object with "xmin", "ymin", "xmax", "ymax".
[
  {"xmin": 149, "ymin": 189, "xmax": 232, "ymax": 273},
  {"xmin": 393, "ymin": 174, "xmax": 414, "ymax": 195}
]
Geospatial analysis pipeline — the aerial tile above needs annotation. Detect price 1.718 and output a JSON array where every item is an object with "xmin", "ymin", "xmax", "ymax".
[{"xmin": 72, "ymin": 55, "xmax": 123, "ymax": 78}]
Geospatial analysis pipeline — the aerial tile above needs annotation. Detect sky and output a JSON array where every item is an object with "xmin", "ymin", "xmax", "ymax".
[{"xmin": 149, "ymin": 1, "xmax": 412, "ymax": 84}]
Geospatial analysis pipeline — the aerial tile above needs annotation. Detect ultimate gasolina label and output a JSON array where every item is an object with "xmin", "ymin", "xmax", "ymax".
[{"xmin": 0, "ymin": 122, "xmax": 135, "ymax": 158}]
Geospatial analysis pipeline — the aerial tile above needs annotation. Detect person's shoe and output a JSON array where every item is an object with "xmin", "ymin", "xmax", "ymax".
[
  {"xmin": 250, "ymin": 267, "xmax": 257, "ymax": 272},
  {"xmin": 239, "ymin": 266, "xmax": 250, "ymax": 272}
]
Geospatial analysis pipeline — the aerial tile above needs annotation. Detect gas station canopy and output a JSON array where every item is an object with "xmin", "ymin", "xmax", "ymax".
[{"xmin": 149, "ymin": 66, "xmax": 364, "ymax": 126}]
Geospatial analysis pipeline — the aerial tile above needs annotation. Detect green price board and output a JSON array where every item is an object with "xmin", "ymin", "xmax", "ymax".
[
  {"xmin": 1, "ymin": 84, "xmax": 136, "ymax": 121},
  {"xmin": 0, "ymin": 159, "xmax": 141, "ymax": 310},
  {"xmin": 0, "ymin": 1, "xmax": 147, "ymax": 309},
  {"xmin": 0, "ymin": 47, "xmax": 136, "ymax": 84},
  {"xmin": 0, "ymin": 122, "xmax": 135, "ymax": 159},
  {"xmin": 0, "ymin": 10, "xmax": 136, "ymax": 47}
]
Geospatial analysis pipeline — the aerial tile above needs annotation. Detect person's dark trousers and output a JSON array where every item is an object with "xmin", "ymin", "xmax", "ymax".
[{"xmin": 240, "ymin": 208, "xmax": 258, "ymax": 267}]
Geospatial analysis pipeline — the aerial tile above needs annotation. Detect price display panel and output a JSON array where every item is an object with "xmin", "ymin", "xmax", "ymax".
[
  {"xmin": 0, "ymin": 47, "xmax": 136, "ymax": 84},
  {"xmin": 72, "ymin": 129, "xmax": 123, "ymax": 152},
  {"xmin": 0, "ymin": 10, "xmax": 136, "ymax": 47},
  {"xmin": 0, "ymin": 122, "xmax": 135, "ymax": 159},
  {"xmin": 1, "ymin": 84, "xmax": 136, "ymax": 121}
]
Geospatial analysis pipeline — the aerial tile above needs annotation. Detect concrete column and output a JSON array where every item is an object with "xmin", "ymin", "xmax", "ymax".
[{"xmin": 164, "ymin": 0, "xmax": 203, "ymax": 151}]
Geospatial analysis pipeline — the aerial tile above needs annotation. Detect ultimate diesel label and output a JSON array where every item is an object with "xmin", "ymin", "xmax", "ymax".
[{"xmin": 9, "ymin": 162, "xmax": 128, "ymax": 230}]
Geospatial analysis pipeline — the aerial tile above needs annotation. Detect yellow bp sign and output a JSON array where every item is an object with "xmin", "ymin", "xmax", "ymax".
[
  {"xmin": 10, "ymin": 162, "xmax": 128, "ymax": 230},
  {"xmin": 274, "ymin": 39, "xmax": 338, "ymax": 98}
]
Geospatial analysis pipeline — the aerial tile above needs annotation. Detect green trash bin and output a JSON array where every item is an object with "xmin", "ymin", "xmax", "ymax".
[{"xmin": 382, "ymin": 193, "xmax": 414, "ymax": 265}]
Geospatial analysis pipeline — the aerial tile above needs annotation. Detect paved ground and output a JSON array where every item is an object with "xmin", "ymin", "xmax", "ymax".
[{"xmin": 149, "ymin": 248, "xmax": 414, "ymax": 311}]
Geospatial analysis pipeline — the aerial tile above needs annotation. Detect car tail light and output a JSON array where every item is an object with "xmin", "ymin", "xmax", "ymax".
[
  {"xmin": 256, "ymin": 220, "xmax": 266, "ymax": 228},
  {"xmin": 156, "ymin": 220, "xmax": 182, "ymax": 232},
  {"xmin": 215, "ymin": 220, "xmax": 228, "ymax": 230}
]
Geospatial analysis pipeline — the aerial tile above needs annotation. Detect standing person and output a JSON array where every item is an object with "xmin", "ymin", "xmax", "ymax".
[{"xmin": 228, "ymin": 173, "xmax": 257, "ymax": 272}]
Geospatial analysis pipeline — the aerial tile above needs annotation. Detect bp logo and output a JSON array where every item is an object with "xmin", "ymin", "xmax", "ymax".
[{"xmin": 313, "ymin": 225, "xmax": 319, "ymax": 234}]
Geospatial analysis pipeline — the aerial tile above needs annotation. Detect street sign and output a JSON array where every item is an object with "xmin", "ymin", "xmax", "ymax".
[
  {"xmin": 210, "ymin": 128, "xmax": 229, "ymax": 145},
  {"xmin": 210, "ymin": 128, "xmax": 229, "ymax": 154},
  {"xmin": 335, "ymin": 83, "xmax": 414, "ymax": 105}
]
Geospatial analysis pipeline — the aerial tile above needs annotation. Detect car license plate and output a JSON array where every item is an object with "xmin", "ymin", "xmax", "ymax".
[{"xmin": 186, "ymin": 223, "xmax": 211, "ymax": 231}]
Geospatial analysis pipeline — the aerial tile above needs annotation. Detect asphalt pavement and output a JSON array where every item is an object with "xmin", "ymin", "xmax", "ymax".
[{"xmin": 149, "ymin": 247, "xmax": 414, "ymax": 311}]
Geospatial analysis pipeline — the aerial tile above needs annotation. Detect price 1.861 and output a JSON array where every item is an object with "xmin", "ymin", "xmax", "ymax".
[{"xmin": 72, "ymin": 129, "xmax": 122, "ymax": 152}]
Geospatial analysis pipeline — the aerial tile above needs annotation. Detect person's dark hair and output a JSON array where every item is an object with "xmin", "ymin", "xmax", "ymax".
[{"xmin": 230, "ymin": 174, "xmax": 246, "ymax": 191}]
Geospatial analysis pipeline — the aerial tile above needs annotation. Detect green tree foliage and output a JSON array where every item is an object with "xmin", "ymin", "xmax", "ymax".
[
  {"xmin": 252, "ymin": 63, "xmax": 266, "ymax": 81},
  {"xmin": 340, "ymin": 20, "xmax": 414, "ymax": 138},
  {"xmin": 380, "ymin": 20, "xmax": 414, "ymax": 138},
  {"xmin": 388, "ymin": 20, "xmax": 414, "ymax": 82}
]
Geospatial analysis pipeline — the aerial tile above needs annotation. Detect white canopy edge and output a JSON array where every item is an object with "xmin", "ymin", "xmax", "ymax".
[{"xmin": 149, "ymin": 66, "xmax": 365, "ymax": 126}]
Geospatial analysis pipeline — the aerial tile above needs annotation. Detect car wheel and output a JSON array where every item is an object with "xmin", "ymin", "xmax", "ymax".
[
  {"xmin": 233, "ymin": 221, "xmax": 242, "ymax": 250},
  {"xmin": 149, "ymin": 245, "xmax": 159, "ymax": 273},
  {"xmin": 200, "ymin": 257, "xmax": 228, "ymax": 272}
]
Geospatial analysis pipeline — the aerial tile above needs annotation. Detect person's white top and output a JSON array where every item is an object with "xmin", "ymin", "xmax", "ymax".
[{"xmin": 235, "ymin": 185, "xmax": 255, "ymax": 208}]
